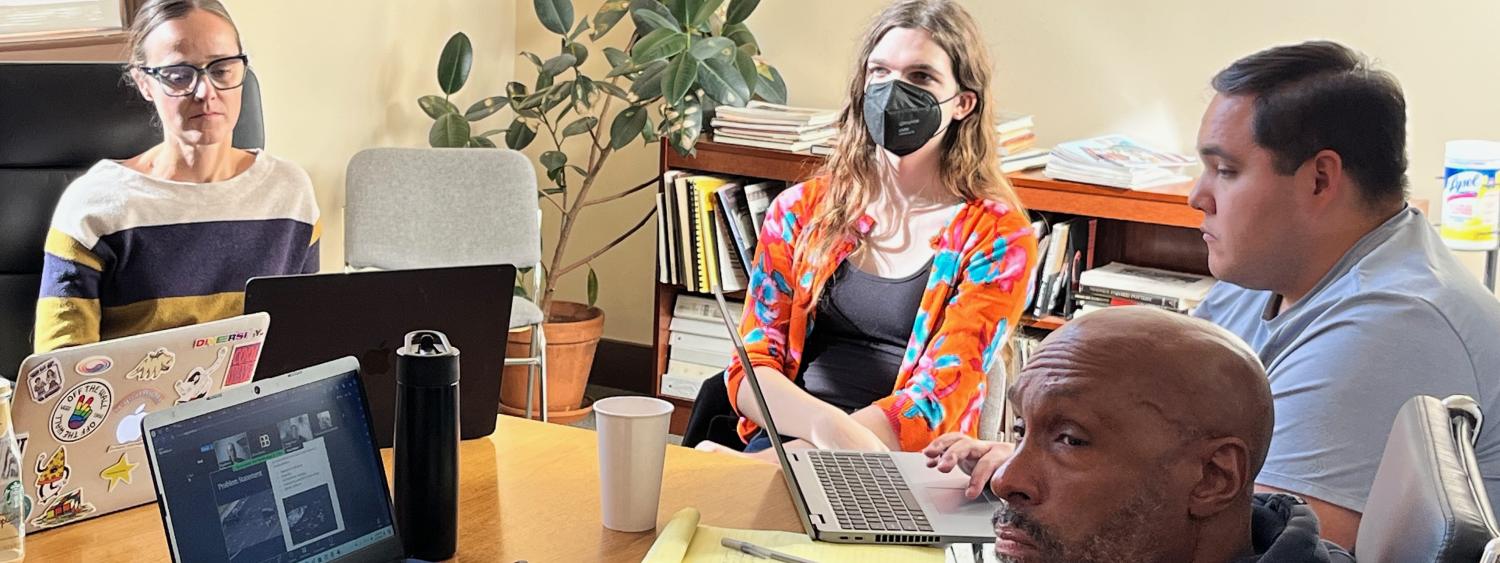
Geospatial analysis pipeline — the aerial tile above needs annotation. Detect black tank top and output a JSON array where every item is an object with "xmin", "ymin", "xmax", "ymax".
[{"xmin": 796, "ymin": 257, "xmax": 933, "ymax": 412}]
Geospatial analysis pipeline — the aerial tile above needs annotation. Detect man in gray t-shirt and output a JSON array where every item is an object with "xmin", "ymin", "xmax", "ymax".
[{"xmin": 1188, "ymin": 41, "xmax": 1500, "ymax": 549}]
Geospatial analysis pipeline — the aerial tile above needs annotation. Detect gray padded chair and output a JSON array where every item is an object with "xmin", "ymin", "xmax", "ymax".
[
  {"xmin": 1357, "ymin": 395, "xmax": 1500, "ymax": 562},
  {"xmin": 0, "ymin": 62, "xmax": 264, "ymax": 378},
  {"xmin": 344, "ymin": 147, "xmax": 551, "ymax": 420}
]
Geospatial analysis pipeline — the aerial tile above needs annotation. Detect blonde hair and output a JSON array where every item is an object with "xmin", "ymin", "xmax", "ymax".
[
  {"xmin": 806, "ymin": 0, "xmax": 1024, "ymax": 272},
  {"xmin": 125, "ymin": 0, "xmax": 241, "ymax": 68}
]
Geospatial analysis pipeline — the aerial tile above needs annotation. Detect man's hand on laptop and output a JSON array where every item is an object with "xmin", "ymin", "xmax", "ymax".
[{"xmin": 923, "ymin": 433, "xmax": 1015, "ymax": 500}]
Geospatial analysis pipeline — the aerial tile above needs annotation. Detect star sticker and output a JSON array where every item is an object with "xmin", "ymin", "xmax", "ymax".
[{"xmin": 100, "ymin": 453, "xmax": 138, "ymax": 492}]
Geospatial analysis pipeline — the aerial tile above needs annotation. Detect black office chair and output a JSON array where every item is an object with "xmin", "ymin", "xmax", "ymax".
[
  {"xmin": 0, "ymin": 62, "xmax": 265, "ymax": 379},
  {"xmin": 1357, "ymin": 395, "xmax": 1500, "ymax": 562},
  {"xmin": 681, "ymin": 372, "xmax": 746, "ymax": 451}
]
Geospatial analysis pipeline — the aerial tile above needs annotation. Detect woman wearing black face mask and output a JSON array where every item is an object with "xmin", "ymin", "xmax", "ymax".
[{"xmin": 704, "ymin": 0, "xmax": 1040, "ymax": 457}]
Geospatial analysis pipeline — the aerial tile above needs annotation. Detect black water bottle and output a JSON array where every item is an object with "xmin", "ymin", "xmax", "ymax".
[{"xmin": 394, "ymin": 330, "xmax": 460, "ymax": 561}]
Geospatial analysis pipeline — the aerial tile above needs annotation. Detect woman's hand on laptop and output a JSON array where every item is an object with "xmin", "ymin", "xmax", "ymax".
[{"xmin": 923, "ymin": 434, "xmax": 1015, "ymax": 499}]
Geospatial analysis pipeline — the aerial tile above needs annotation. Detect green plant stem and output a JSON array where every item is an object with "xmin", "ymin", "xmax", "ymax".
[
  {"xmin": 538, "ymin": 190, "xmax": 565, "ymax": 212},
  {"xmin": 555, "ymin": 207, "xmax": 655, "ymax": 278},
  {"xmin": 538, "ymin": 64, "xmax": 638, "ymax": 318},
  {"xmin": 540, "ymin": 144, "xmax": 611, "ymax": 316},
  {"xmin": 581, "ymin": 176, "xmax": 658, "ymax": 207}
]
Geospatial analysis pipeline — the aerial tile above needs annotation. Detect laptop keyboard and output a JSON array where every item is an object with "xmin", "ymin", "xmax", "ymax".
[{"xmin": 807, "ymin": 451, "xmax": 933, "ymax": 533}]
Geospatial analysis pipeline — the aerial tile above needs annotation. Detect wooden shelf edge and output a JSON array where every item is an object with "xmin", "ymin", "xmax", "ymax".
[
  {"xmin": 664, "ymin": 141, "xmax": 1205, "ymax": 229},
  {"xmin": 663, "ymin": 139, "xmax": 825, "ymax": 184}
]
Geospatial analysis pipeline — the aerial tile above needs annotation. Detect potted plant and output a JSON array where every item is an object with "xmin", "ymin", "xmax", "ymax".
[{"xmin": 419, "ymin": 0, "xmax": 786, "ymax": 423}]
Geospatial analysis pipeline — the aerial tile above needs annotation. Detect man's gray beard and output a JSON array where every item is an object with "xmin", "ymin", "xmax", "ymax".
[{"xmin": 992, "ymin": 479, "xmax": 1172, "ymax": 563}]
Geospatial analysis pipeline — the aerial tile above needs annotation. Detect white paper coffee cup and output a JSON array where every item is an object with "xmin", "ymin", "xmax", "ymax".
[{"xmin": 594, "ymin": 396, "xmax": 675, "ymax": 532}]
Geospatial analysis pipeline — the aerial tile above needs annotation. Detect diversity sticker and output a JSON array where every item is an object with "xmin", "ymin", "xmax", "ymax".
[
  {"xmin": 25, "ymin": 359, "xmax": 64, "ymax": 404},
  {"xmin": 48, "ymin": 379, "xmax": 114, "ymax": 443}
]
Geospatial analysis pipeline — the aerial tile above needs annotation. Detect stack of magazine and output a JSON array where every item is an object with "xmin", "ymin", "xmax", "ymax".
[
  {"xmin": 1043, "ymin": 134, "xmax": 1194, "ymax": 189},
  {"xmin": 711, "ymin": 102, "xmax": 839, "ymax": 153}
]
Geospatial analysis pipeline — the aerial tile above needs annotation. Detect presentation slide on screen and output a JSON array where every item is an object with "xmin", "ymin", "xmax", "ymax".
[{"xmin": 267, "ymin": 436, "xmax": 346, "ymax": 550}]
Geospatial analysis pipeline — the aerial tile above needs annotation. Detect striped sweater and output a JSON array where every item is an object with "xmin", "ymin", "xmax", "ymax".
[{"xmin": 35, "ymin": 151, "xmax": 320, "ymax": 352}]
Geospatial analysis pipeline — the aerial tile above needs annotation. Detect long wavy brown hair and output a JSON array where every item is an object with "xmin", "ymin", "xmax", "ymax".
[{"xmin": 804, "ymin": 0, "xmax": 1024, "ymax": 270}]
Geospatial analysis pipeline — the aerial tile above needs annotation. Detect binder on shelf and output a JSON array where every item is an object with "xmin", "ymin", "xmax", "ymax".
[
  {"xmin": 668, "ymin": 347, "xmax": 733, "ymax": 369},
  {"xmin": 673, "ymin": 173, "xmax": 699, "ymax": 292},
  {"xmin": 668, "ymin": 316, "xmax": 732, "ymax": 339},
  {"xmin": 674, "ymin": 295, "xmax": 743, "ymax": 323},
  {"xmin": 666, "ymin": 359, "xmax": 723, "ymax": 380},
  {"xmin": 669, "ymin": 331, "xmax": 733, "ymax": 354}
]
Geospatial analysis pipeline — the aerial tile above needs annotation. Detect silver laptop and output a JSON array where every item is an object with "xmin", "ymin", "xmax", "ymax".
[
  {"xmin": 143, "ymin": 357, "xmax": 417, "ymax": 563},
  {"xmin": 711, "ymin": 286, "xmax": 999, "ymax": 545},
  {"xmin": 13, "ymin": 313, "xmax": 270, "ymax": 531}
]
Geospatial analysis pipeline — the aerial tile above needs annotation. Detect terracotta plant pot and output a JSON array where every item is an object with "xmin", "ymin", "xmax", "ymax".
[{"xmin": 501, "ymin": 301, "xmax": 604, "ymax": 424}]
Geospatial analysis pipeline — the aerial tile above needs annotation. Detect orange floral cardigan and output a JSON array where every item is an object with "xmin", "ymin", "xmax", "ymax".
[{"xmin": 724, "ymin": 176, "xmax": 1038, "ymax": 451}]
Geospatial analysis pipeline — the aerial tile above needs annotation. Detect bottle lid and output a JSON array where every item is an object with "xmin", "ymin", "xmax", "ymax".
[
  {"xmin": 1445, "ymin": 140, "xmax": 1500, "ymax": 165},
  {"xmin": 396, "ymin": 330, "xmax": 460, "ymax": 387}
]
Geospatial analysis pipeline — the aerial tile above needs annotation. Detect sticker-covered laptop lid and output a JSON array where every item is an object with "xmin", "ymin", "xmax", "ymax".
[{"xmin": 11, "ymin": 313, "xmax": 270, "ymax": 531}]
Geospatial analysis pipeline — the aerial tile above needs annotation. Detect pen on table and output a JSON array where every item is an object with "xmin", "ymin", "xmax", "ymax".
[{"xmin": 720, "ymin": 538, "xmax": 818, "ymax": 563}]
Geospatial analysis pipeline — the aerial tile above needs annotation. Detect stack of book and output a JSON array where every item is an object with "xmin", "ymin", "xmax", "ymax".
[
  {"xmin": 660, "ymin": 295, "xmax": 743, "ymax": 400},
  {"xmin": 1044, "ymin": 134, "xmax": 1194, "ymax": 189},
  {"xmin": 997, "ymin": 112, "xmax": 1048, "ymax": 173},
  {"xmin": 1074, "ymin": 262, "xmax": 1216, "ymax": 317},
  {"xmin": 656, "ymin": 171, "xmax": 785, "ymax": 293},
  {"xmin": 711, "ymin": 102, "xmax": 839, "ymax": 153}
]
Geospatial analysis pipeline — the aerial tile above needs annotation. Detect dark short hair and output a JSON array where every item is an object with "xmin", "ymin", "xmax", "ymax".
[{"xmin": 1212, "ymin": 41, "xmax": 1408, "ymax": 206}]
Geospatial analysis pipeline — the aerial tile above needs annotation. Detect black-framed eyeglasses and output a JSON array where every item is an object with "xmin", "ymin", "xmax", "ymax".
[{"xmin": 138, "ymin": 54, "xmax": 250, "ymax": 97}]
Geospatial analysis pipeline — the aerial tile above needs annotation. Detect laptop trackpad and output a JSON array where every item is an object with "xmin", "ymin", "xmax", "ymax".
[{"xmin": 920, "ymin": 485, "xmax": 997, "ymax": 519}]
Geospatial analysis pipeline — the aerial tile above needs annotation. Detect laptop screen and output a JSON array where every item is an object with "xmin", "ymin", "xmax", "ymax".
[{"xmin": 148, "ymin": 369, "xmax": 396, "ymax": 563}]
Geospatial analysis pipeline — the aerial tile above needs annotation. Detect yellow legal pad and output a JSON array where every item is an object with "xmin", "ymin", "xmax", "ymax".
[{"xmin": 642, "ymin": 508, "xmax": 944, "ymax": 563}]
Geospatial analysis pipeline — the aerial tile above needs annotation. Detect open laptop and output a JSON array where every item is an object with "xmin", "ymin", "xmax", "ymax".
[
  {"xmin": 710, "ymin": 286, "xmax": 999, "ymax": 545},
  {"xmin": 12, "ymin": 313, "xmax": 271, "ymax": 531},
  {"xmin": 244, "ymin": 265, "xmax": 514, "ymax": 448},
  {"xmin": 142, "ymin": 356, "xmax": 420, "ymax": 563}
]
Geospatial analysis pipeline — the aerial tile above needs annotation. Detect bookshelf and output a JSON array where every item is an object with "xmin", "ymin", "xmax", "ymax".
[{"xmin": 654, "ymin": 139, "xmax": 1208, "ymax": 432}]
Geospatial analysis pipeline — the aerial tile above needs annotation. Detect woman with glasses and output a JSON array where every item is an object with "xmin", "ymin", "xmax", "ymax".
[{"xmin": 34, "ymin": 0, "xmax": 319, "ymax": 352}]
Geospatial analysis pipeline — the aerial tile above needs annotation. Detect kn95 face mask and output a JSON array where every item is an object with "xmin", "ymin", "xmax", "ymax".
[{"xmin": 862, "ymin": 79, "xmax": 960, "ymax": 157}]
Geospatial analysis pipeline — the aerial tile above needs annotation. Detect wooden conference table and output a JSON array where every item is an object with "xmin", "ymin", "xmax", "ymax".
[{"xmin": 31, "ymin": 415, "xmax": 802, "ymax": 562}]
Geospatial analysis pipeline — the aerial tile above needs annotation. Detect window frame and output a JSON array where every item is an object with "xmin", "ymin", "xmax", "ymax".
[{"xmin": 0, "ymin": 0, "xmax": 143, "ymax": 53}]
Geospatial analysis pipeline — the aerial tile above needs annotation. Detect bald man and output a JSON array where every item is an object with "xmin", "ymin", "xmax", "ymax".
[{"xmin": 925, "ymin": 308, "xmax": 1352, "ymax": 563}]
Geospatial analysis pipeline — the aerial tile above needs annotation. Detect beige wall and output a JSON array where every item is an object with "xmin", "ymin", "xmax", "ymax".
[
  {"xmin": 548, "ymin": 0, "xmax": 1500, "ymax": 343},
  {"xmin": 225, "ymin": 0, "xmax": 517, "ymax": 272},
  {"xmin": 21, "ymin": 1, "xmax": 1489, "ymax": 345}
]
